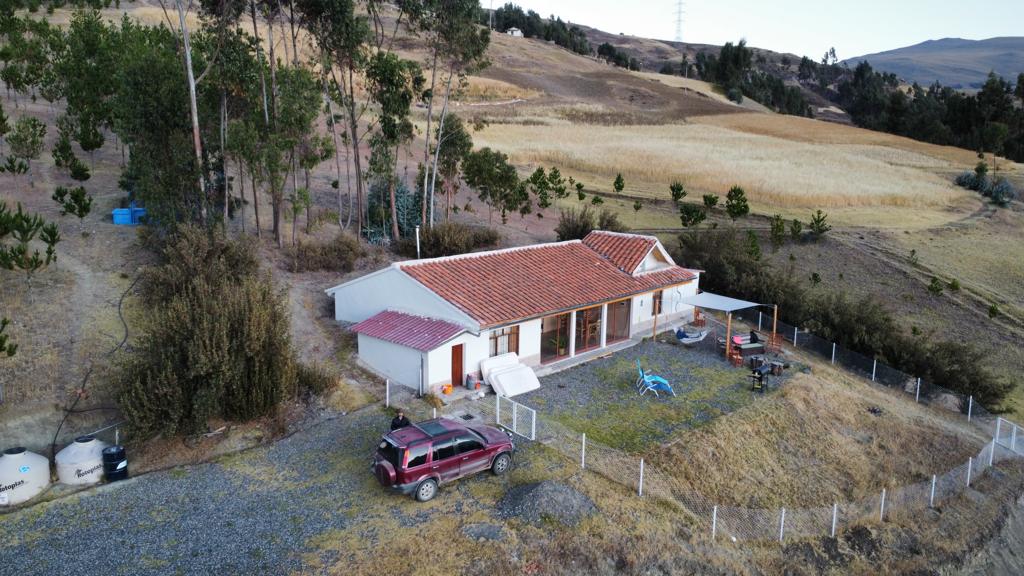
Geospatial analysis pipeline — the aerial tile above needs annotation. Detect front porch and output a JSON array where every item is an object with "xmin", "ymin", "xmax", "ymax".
[{"xmin": 534, "ymin": 337, "xmax": 640, "ymax": 378}]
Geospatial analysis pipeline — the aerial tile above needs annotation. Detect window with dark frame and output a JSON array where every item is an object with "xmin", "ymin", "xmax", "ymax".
[
  {"xmin": 489, "ymin": 325, "xmax": 520, "ymax": 357},
  {"xmin": 651, "ymin": 290, "xmax": 663, "ymax": 317}
]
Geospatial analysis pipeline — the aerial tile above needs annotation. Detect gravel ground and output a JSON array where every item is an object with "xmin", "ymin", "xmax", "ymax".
[
  {"xmin": 496, "ymin": 480, "xmax": 596, "ymax": 526},
  {"xmin": 0, "ymin": 406, "xmax": 522, "ymax": 576}
]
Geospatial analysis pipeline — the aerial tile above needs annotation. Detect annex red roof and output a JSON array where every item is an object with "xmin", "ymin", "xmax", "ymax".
[
  {"xmin": 351, "ymin": 311, "xmax": 465, "ymax": 351},
  {"xmin": 583, "ymin": 231, "xmax": 658, "ymax": 273},
  {"xmin": 399, "ymin": 240, "xmax": 696, "ymax": 328}
]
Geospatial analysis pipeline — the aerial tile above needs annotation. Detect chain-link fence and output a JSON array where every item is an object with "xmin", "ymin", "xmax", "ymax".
[{"xmin": 380, "ymin": 313, "xmax": 1023, "ymax": 543}]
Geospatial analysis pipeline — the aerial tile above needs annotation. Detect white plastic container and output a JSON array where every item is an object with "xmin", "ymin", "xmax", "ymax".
[
  {"xmin": 55, "ymin": 436, "xmax": 108, "ymax": 486},
  {"xmin": 0, "ymin": 447, "xmax": 51, "ymax": 506}
]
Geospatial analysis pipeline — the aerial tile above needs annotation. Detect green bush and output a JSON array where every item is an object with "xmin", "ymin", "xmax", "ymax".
[
  {"xmin": 297, "ymin": 362, "xmax": 335, "ymax": 395},
  {"xmin": 118, "ymin": 226, "xmax": 300, "ymax": 438},
  {"xmin": 597, "ymin": 208, "xmax": 628, "ymax": 233},
  {"xmin": 395, "ymin": 222, "xmax": 501, "ymax": 258},
  {"xmin": 285, "ymin": 233, "xmax": 363, "ymax": 272},
  {"xmin": 556, "ymin": 206, "xmax": 594, "ymax": 241}
]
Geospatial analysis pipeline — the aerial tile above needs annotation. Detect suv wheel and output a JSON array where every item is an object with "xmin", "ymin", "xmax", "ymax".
[
  {"xmin": 491, "ymin": 453, "xmax": 512, "ymax": 475},
  {"xmin": 414, "ymin": 478, "xmax": 438, "ymax": 502}
]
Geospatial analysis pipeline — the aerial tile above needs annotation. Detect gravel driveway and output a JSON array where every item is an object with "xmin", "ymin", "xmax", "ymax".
[{"xmin": 0, "ymin": 406, "xmax": 520, "ymax": 576}]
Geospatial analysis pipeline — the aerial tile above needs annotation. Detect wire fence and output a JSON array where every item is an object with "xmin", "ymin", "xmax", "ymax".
[{"xmin": 382, "ymin": 311, "xmax": 1024, "ymax": 543}]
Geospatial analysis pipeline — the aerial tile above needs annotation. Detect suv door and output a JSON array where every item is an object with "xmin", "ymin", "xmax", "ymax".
[
  {"xmin": 429, "ymin": 437, "xmax": 460, "ymax": 482},
  {"xmin": 454, "ymin": 433, "xmax": 488, "ymax": 477}
]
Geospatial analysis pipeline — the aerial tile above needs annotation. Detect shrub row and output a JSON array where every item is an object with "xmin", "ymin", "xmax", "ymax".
[
  {"xmin": 394, "ymin": 222, "xmax": 500, "ymax": 258},
  {"xmin": 675, "ymin": 229, "xmax": 1012, "ymax": 408},
  {"xmin": 284, "ymin": 233, "xmax": 363, "ymax": 272}
]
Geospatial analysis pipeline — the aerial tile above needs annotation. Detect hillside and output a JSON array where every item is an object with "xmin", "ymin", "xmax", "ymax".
[{"xmin": 845, "ymin": 37, "xmax": 1024, "ymax": 88}]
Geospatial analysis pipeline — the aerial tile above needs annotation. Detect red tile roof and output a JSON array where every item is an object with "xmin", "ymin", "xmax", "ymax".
[
  {"xmin": 583, "ymin": 231, "xmax": 658, "ymax": 273},
  {"xmin": 399, "ymin": 240, "xmax": 697, "ymax": 328},
  {"xmin": 351, "ymin": 311, "xmax": 465, "ymax": 351}
]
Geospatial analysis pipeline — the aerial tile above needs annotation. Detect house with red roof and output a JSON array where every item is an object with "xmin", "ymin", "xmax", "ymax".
[{"xmin": 325, "ymin": 231, "xmax": 701, "ymax": 395}]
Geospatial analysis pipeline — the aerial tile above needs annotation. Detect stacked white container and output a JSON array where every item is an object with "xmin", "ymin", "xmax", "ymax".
[
  {"xmin": 0, "ymin": 447, "xmax": 51, "ymax": 506},
  {"xmin": 55, "ymin": 436, "xmax": 108, "ymax": 486}
]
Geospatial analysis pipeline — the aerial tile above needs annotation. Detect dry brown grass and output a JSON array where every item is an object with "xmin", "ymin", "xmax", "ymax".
[
  {"xmin": 652, "ymin": 367, "xmax": 986, "ymax": 509},
  {"xmin": 472, "ymin": 118, "xmax": 976, "ymax": 227},
  {"xmin": 455, "ymin": 76, "xmax": 541, "ymax": 102}
]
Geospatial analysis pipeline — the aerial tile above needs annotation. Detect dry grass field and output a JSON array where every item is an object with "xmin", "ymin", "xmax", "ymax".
[{"xmin": 471, "ymin": 116, "xmax": 985, "ymax": 228}]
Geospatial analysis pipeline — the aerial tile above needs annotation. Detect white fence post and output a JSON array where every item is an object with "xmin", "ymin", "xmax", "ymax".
[
  {"xmin": 711, "ymin": 505, "xmax": 718, "ymax": 540},
  {"xmin": 989, "ymin": 439, "xmax": 995, "ymax": 466},
  {"xmin": 830, "ymin": 503, "xmax": 838, "ymax": 538},
  {"xmin": 530, "ymin": 409, "xmax": 536, "ymax": 441},
  {"xmin": 581, "ymin": 433, "xmax": 586, "ymax": 469},
  {"xmin": 115, "ymin": 427, "xmax": 120, "ymax": 446},
  {"xmin": 495, "ymin": 395, "xmax": 500, "ymax": 424},
  {"xmin": 758, "ymin": 311, "xmax": 763, "ymax": 331},
  {"xmin": 966, "ymin": 457, "xmax": 973, "ymax": 487},
  {"xmin": 1013, "ymin": 425, "xmax": 1018, "ymax": 453},
  {"xmin": 778, "ymin": 508, "xmax": 786, "ymax": 542},
  {"xmin": 915, "ymin": 378, "xmax": 921, "ymax": 402},
  {"xmin": 831, "ymin": 342, "xmax": 836, "ymax": 364},
  {"xmin": 871, "ymin": 359, "xmax": 877, "ymax": 382},
  {"xmin": 995, "ymin": 418, "xmax": 1002, "ymax": 446},
  {"xmin": 879, "ymin": 488, "xmax": 886, "ymax": 521},
  {"xmin": 929, "ymin": 475, "xmax": 936, "ymax": 508},
  {"xmin": 638, "ymin": 459, "xmax": 645, "ymax": 497},
  {"xmin": 385, "ymin": 379, "xmax": 390, "ymax": 407},
  {"xmin": 433, "ymin": 407, "xmax": 437, "ymax": 419},
  {"xmin": 793, "ymin": 327, "xmax": 798, "ymax": 346},
  {"xmin": 967, "ymin": 396, "xmax": 973, "ymax": 422},
  {"xmin": 512, "ymin": 402, "xmax": 518, "ymax": 435}
]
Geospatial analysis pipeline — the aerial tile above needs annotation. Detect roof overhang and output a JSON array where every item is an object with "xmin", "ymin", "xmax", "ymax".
[{"xmin": 678, "ymin": 292, "xmax": 761, "ymax": 313}]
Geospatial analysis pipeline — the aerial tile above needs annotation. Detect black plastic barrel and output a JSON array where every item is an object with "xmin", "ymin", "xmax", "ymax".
[{"xmin": 101, "ymin": 445, "xmax": 128, "ymax": 482}]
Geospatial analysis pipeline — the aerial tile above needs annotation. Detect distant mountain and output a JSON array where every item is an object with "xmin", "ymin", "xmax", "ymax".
[{"xmin": 844, "ymin": 37, "xmax": 1024, "ymax": 88}]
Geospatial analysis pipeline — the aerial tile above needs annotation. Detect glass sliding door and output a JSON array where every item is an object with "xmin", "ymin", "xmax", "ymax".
[
  {"xmin": 606, "ymin": 299, "xmax": 631, "ymax": 343},
  {"xmin": 541, "ymin": 313, "xmax": 570, "ymax": 363},
  {"xmin": 574, "ymin": 306, "xmax": 602, "ymax": 353}
]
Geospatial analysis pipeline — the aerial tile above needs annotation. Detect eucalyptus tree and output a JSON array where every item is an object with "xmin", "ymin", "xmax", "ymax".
[
  {"xmin": 433, "ymin": 113, "xmax": 472, "ymax": 221},
  {"xmin": 424, "ymin": 0, "xmax": 489, "ymax": 225},
  {"xmin": 366, "ymin": 50, "xmax": 423, "ymax": 240}
]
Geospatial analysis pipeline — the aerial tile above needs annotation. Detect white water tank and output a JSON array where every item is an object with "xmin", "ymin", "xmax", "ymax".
[
  {"xmin": 55, "ymin": 436, "xmax": 108, "ymax": 486},
  {"xmin": 0, "ymin": 447, "xmax": 51, "ymax": 506}
]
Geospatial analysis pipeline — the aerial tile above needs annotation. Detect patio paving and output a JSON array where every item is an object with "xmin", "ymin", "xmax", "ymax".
[{"xmin": 516, "ymin": 339, "xmax": 797, "ymax": 452}]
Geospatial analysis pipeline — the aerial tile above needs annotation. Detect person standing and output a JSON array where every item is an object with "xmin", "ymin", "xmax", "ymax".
[{"xmin": 391, "ymin": 410, "xmax": 411, "ymax": 431}]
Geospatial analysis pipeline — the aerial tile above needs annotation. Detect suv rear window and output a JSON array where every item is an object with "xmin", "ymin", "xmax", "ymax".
[
  {"xmin": 405, "ymin": 443, "xmax": 429, "ymax": 468},
  {"xmin": 379, "ymin": 439, "xmax": 401, "ymax": 468}
]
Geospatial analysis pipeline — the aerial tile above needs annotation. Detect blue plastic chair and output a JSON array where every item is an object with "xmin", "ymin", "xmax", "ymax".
[{"xmin": 636, "ymin": 360, "xmax": 675, "ymax": 397}]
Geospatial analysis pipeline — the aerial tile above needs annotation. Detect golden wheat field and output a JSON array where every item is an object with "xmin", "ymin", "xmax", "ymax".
[{"xmin": 472, "ymin": 115, "xmax": 984, "ymax": 226}]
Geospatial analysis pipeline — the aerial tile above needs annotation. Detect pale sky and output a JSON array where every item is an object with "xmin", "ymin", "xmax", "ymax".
[{"xmin": 480, "ymin": 0, "xmax": 1024, "ymax": 59}]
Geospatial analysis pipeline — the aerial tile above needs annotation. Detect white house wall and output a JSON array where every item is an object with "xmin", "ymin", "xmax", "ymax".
[
  {"xmin": 329, "ymin": 267, "xmax": 476, "ymax": 328},
  {"xmin": 424, "ymin": 318, "xmax": 543, "ymax": 391},
  {"xmin": 630, "ymin": 280, "xmax": 700, "ymax": 335},
  {"xmin": 357, "ymin": 334, "xmax": 425, "ymax": 390}
]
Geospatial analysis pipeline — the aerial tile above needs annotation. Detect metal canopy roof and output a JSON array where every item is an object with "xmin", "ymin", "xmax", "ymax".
[{"xmin": 679, "ymin": 292, "xmax": 762, "ymax": 313}]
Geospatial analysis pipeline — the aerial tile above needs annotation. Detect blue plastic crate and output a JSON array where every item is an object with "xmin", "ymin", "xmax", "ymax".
[{"xmin": 112, "ymin": 208, "xmax": 133, "ymax": 226}]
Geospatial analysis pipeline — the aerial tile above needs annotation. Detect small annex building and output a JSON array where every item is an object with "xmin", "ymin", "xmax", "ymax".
[{"xmin": 326, "ymin": 231, "xmax": 701, "ymax": 394}]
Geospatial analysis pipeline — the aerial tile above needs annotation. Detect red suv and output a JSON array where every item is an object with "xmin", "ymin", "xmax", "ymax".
[{"xmin": 372, "ymin": 417, "xmax": 515, "ymax": 502}]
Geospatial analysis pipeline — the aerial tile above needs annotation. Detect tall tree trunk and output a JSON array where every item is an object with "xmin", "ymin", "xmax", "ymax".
[
  {"xmin": 251, "ymin": 173, "xmax": 261, "ymax": 236},
  {"xmin": 175, "ymin": 0, "xmax": 207, "ymax": 222},
  {"xmin": 428, "ymin": 70, "xmax": 455, "ymax": 226},
  {"xmin": 322, "ymin": 60, "xmax": 346, "ymax": 230},
  {"xmin": 389, "ymin": 141, "xmax": 401, "ymax": 240},
  {"xmin": 238, "ymin": 158, "xmax": 246, "ymax": 233},
  {"xmin": 287, "ymin": 0, "xmax": 298, "ymax": 65},
  {"xmin": 341, "ymin": 63, "xmax": 364, "ymax": 237},
  {"xmin": 304, "ymin": 167, "xmax": 312, "ymax": 234},
  {"xmin": 420, "ymin": 46, "xmax": 439, "ymax": 227},
  {"xmin": 266, "ymin": 6, "xmax": 283, "ymax": 246},
  {"xmin": 250, "ymin": 0, "xmax": 270, "ymax": 126},
  {"xmin": 220, "ymin": 90, "xmax": 228, "ymax": 223}
]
